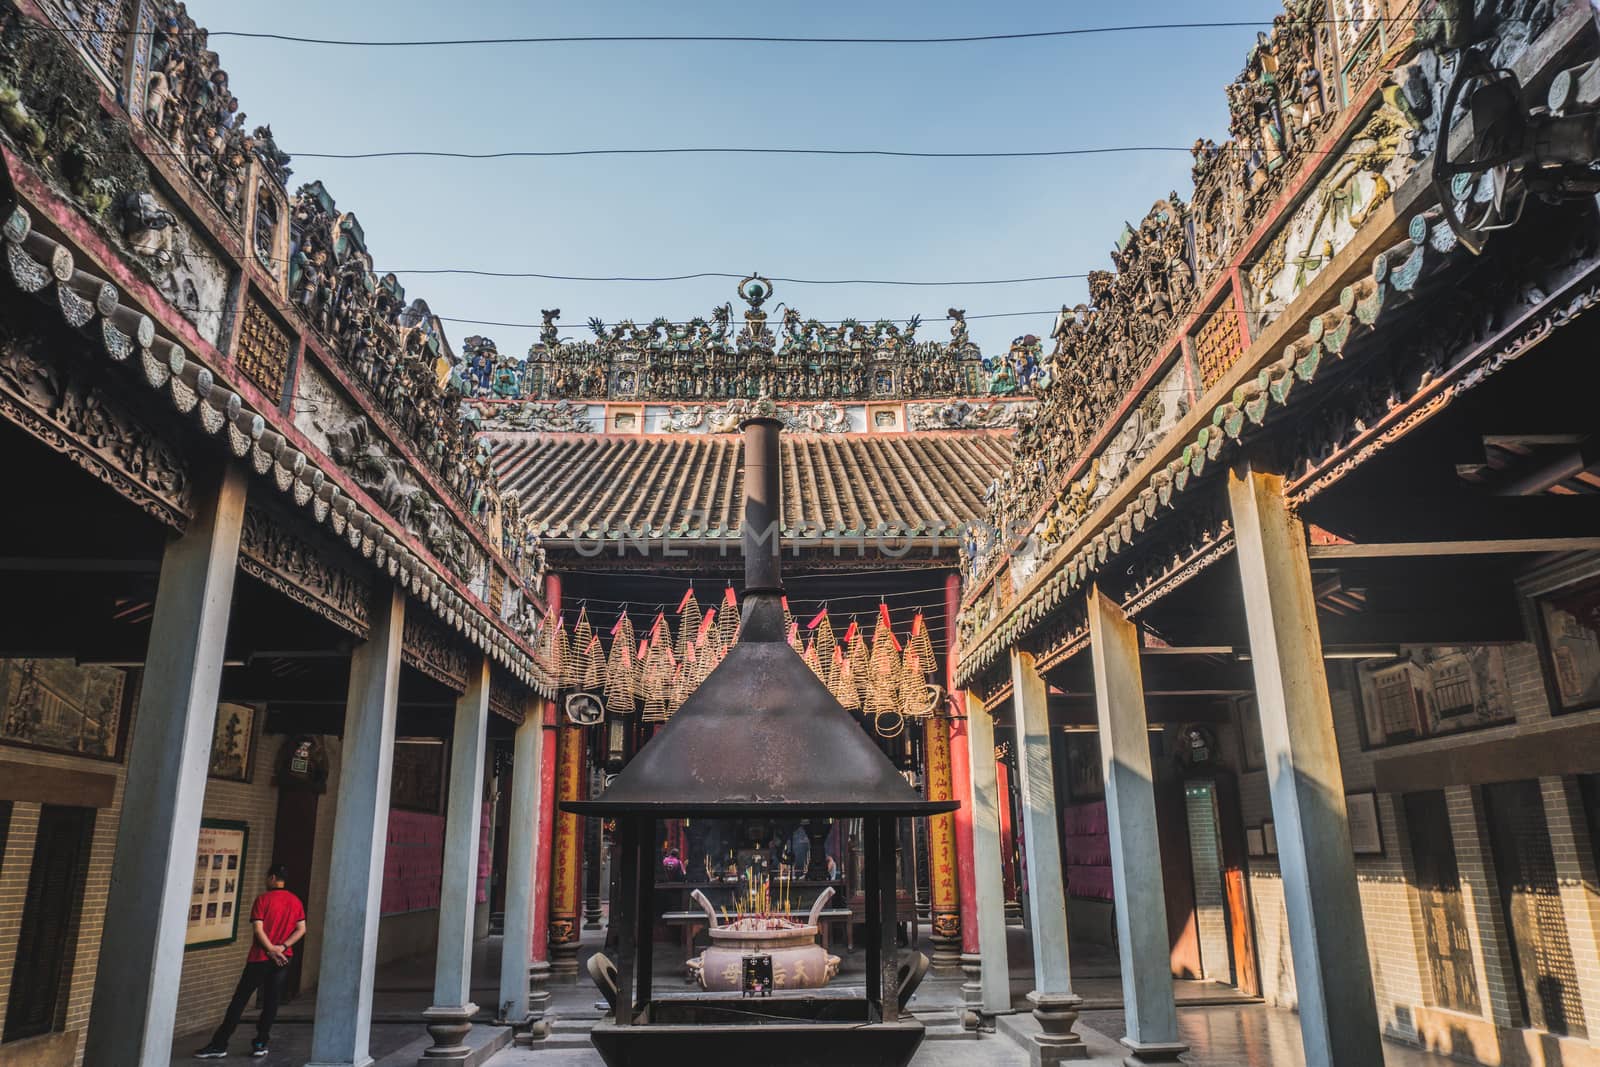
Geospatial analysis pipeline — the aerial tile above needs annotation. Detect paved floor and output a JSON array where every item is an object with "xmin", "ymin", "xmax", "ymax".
[{"xmin": 168, "ymin": 924, "xmax": 1478, "ymax": 1067}]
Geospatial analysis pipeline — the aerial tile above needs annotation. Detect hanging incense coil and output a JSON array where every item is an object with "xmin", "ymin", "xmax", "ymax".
[
  {"xmin": 812, "ymin": 614, "xmax": 837, "ymax": 674},
  {"xmin": 899, "ymin": 648, "xmax": 933, "ymax": 719},
  {"xmin": 604, "ymin": 633, "xmax": 636, "ymax": 715},
  {"xmin": 566, "ymin": 608, "xmax": 596, "ymax": 691},
  {"xmin": 539, "ymin": 615, "xmax": 567, "ymax": 684},
  {"xmin": 802, "ymin": 640, "xmax": 822, "ymax": 680},
  {"xmin": 582, "ymin": 635, "xmax": 604, "ymax": 691},
  {"xmin": 831, "ymin": 646, "xmax": 859, "ymax": 709},
  {"xmin": 636, "ymin": 614, "xmax": 672, "ymax": 702},
  {"xmin": 865, "ymin": 618, "xmax": 900, "ymax": 719},
  {"xmin": 909, "ymin": 613, "xmax": 936, "ymax": 679},
  {"xmin": 717, "ymin": 589, "xmax": 740, "ymax": 647},
  {"xmin": 677, "ymin": 592, "xmax": 702, "ymax": 659},
  {"xmin": 847, "ymin": 620, "xmax": 871, "ymax": 710}
]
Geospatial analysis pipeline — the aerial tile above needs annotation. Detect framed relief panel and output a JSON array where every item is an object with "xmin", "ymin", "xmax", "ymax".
[{"xmin": 187, "ymin": 818, "xmax": 249, "ymax": 949}]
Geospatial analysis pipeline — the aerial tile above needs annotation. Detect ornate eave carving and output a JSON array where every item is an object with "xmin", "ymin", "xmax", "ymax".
[
  {"xmin": 238, "ymin": 501, "xmax": 371, "ymax": 638},
  {"xmin": 955, "ymin": 206, "xmax": 1469, "ymax": 688},
  {"xmin": 402, "ymin": 611, "xmax": 471, "ymax": 693},
  {"xmin": 0, "ymin": 318, "xmax": 192, "ymax": 528},
  {"xmin": 0, "ymin": 202, "xmax": 552, "ymax": 694}
]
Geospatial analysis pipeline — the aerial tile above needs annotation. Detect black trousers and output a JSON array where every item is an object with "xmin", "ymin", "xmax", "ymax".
[{"xmin": 211, "ymin": 959, "xmax": 287, "ymax": 1045}]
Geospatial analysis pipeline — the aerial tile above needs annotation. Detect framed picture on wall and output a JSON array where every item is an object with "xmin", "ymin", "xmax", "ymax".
[
  {"xmin": 1346, "ymin": 790, "xmax": 1384, "ymax": 855},
  {"xmin": 391, "ymin": 738, "xmax": 448, "ymax": 813},
  {"xmin": 208, "ymin": 702, "xmax": 256, "ymax": 783},
  {"xmin": 187, "ymin": 818, "xmax": 248, "ymax": 949},
  {"xmin": 1534, "ymin": 574, "xmax": 1600, "ymax": 714},
  {"xmin": 1246, "ymin": 827, "xmax": 1266, "ymax": 858},
  {"xmin": 1262, "ymin": 821, "xmax": 1277, "ymax": 856},
  {"xmin": 0, "ymin": 658, "xmax": 131, "ymax": 761}
]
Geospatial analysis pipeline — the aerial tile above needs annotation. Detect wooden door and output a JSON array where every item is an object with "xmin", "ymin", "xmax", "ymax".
[
  {"xmin": 1212, "ymin": 773, "xmax": 1260, "ymax": 996},
  {"xmin": 4, "ymin": 805, "xmax": 95, "ymax": 1041},
  {"xmin": 1154, "ymin": 763, "xmax": 1202, "ymax": 979},
  {"xmin": 1484, "ymin": 779, "xmax": 1587, "ymax": 1037},
  {"xmin": 271, "ymin": 788, "xmax": 319, "ymax": 1000},
  {"xmin": 1403, "ymin": 790, "xmax": 1480, "ymax": 1013}
]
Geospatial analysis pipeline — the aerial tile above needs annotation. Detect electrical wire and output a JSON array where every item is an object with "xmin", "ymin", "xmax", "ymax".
[
  {"xmin": 388, "ymin": 269, "xmax": 1091, "ymax": 286},
  {"xmin": 35, "ymin": 15, "xmax": 1470, "ymax": 49}
]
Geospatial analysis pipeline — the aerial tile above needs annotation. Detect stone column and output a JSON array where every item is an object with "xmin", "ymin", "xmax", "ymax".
[
  {"xmin": 1087, "ymin": 589, "xmax": 1186, "ymax": 1065},
  {"xmin": 548, "ymin": 717, "xmax": 585, "ymax": 976},
  {"xmin": 1009, "ymin": 651, "xmax": 1086, "ymax": 1062},
  {"xmin": 85, "ymin": 463, "xmax": 247, "ymax": 1067},
  {"xmin": 422, "ymin": 656, "xmax": 492, "ymax": 1059},
  {"xmin": 962, "ymin": 690, "xmax": 1013, "ymax": 1030},
  {"xmin": 1228, "ymin": 464, "xmax": 1381, "ymax": 1067},
  {"xmin": 497, "ymin": 697, "xmax": 546, "ymax": 1031},
  {"xmin": 307, "ymin": 584, "xmax": 406, "ymax": 1067},
  {"xmin": 925, "ymin": 711, "xmax": 962, "ymax": 972}
]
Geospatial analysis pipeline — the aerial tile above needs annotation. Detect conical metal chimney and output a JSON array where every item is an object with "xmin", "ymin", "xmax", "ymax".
[{"xmin": 566, "ymin": 411, "xmax": 955, "ymax": 817}]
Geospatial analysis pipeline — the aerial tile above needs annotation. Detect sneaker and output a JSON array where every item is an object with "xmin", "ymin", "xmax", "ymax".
[
  {"xmin": 250, "ymin": 1041, "xmax": 269, "ymax": 1058},
  {"xmin": 194, "ymin": 1048, "xmax": 227, "ymax": 1060}
]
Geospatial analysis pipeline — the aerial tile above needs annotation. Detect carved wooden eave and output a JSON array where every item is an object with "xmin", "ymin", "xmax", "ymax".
[
  {"xmin": 952, "ymin": 3, "xmax": 1600, "ymax": 689},
  {"xmin": 955, "ymin": 1, "xmax": 1589, "ymax": 616},
  {"xmin": 956, "ymin": 66, "xmax": 1396, "ymax": 612},
  {"xmin": 0, "ymin": 195, "xmax": 554, "ymax": 697},
  {"xmin": 240, "ymin": 500, "xmax": 373, "ymax": 639},
  {"xmin": 954, "ymin": 205, "xmax": 1466, "ymax": 686}
]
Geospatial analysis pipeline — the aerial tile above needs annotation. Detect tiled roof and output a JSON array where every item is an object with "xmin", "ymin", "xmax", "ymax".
[{"xmin": 493, "ymin": 433, "xmax": 1012, "ymax": 541}]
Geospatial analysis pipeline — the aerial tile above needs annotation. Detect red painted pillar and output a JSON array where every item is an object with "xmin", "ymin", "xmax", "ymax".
[
  {"xmin": 532, "ymin": 575, "xmax": 561, "ymax": 968},
  {"xmin": 945, "ymin": 575, "xmax": 980, "ymax": 959},
  {"xmin": 996, "ymin": 758, "xmax": 1019, "ymax": 907}
]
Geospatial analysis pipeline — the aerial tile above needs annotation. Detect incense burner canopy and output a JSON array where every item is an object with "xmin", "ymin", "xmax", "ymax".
[{"xmin": 564, "ymin": 415, "xmax": 956, "ymax": 820}]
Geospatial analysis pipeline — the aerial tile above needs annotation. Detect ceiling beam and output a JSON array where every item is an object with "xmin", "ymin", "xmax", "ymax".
[{"xmin": 1308, "ymin": 536, "xmax": 1600, "ymax": 559}]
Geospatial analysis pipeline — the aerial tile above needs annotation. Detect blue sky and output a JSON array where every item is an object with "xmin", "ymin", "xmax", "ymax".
[{"xmin": 184, "ymin": 0, "xmax": 1281, "ymax": 362}]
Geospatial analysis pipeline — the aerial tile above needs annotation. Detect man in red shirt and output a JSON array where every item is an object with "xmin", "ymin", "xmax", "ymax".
[{"xmin": 195, "ymin": 864, "xmax": 307, "ymax": 1059}]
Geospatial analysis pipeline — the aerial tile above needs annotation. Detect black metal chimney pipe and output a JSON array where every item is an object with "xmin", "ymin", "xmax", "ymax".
[{"xmin": 741, "ymin": 414, "xmax": 784, "ymax": 594}]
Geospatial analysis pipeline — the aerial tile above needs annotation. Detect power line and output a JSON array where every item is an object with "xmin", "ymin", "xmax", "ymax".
[
  {"xmin": 292, "ymin": 145, "xmax": 1205, "ymax": 161},
  {"xmin": 102, "ymin": 16, "xmax": 1463, "ymax": 48},
  {"xmin": 387, "ymin": 269, "xmax": 1091, "ymax": 286},
  {"xmin": 435, "ymin": 309, "xmax": 1062, "ymax": 330}
]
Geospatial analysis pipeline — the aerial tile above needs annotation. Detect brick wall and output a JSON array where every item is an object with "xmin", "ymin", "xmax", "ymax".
[
  {"xmin": 171, "ymin": 725, "xmax": 287, "ymax": 1044},
  {"xmin": 1227, "ymin": 551, "xmax": 1600, "ymax": 1062},
  {"xmin": 0, "ymin": 689, "xmax": 351, "ymax": 1066},
  {"xmin": 0, "ymin": 694, "xmax": 130, "ymax": 1066}
]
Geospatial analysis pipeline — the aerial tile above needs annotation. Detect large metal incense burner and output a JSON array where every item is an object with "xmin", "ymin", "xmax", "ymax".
[{"xmin": 565, "ymin": 406, "xmax": 955, "ymax": 1067}]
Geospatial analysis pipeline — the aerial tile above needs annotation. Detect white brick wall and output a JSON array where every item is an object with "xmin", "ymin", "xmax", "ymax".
[
  {"xmin": 1232, "ymin": 611, "xmax": 1600, "ymax": 1059},
  {"xmin": 0, "ymin": 689, "xmax": 347, "ymax": 1066}
]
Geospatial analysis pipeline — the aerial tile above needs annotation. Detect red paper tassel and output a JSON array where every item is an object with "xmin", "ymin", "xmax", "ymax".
[
  {"xmin": 807, "ymin": 607, "xmax": 828, "ymax": 630},
  {"xmin": 678, "ymin": 587, "xmax": 694, "ymax": 612}
]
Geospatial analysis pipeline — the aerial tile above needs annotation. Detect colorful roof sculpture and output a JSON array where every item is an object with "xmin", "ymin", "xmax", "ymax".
[{"xmin": 457, "ymin": 277, "xmax": 1043, "ymax": 403}]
